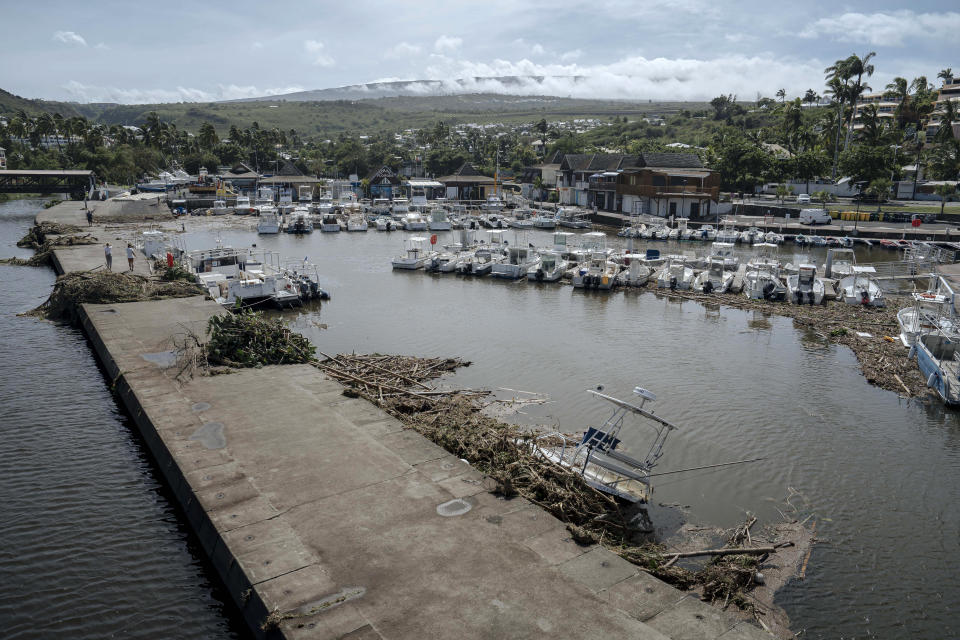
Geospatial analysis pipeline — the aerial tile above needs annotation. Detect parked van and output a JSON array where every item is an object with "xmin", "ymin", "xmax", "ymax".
[
  {"xmin": 797, "ymin": 194, "xmax": 811, "ymax": 204},
  {"xmin": 799, "ymin": 208, "xmax": 832, "ymax": 225}
]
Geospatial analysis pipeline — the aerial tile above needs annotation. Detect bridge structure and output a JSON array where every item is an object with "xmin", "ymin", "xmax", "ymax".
[{"xmin": 0, "ymin": 169, "xmax": 95, "ymax": 196}]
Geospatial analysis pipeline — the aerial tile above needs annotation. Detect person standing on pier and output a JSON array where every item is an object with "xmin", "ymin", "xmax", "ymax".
[
  {"xmin": 85, "ymin": 208, "xmax": 93, "ymax": 226},
  {"xmin": 126, "ymin": 243, "xmax": 135, "ymax": 272},
  {"xmin": 104, "ymin": 243, "xmax": 112, "ymax": 271}
]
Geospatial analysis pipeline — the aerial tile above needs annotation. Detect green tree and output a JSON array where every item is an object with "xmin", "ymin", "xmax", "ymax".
[
  {"xmin": 198, "ymin": 122, "xmax": 219, "ymax": 149},
  {"xmin": 866, "ymin": 177, "xmax": 892, "ymax": 211},
  {"xmin": 934, "ymin": 183, "xmax": 957, "ymax": 217},
  {"xmin": 838, "ymin": 144, "xmax": 893, "ymax": 185}
]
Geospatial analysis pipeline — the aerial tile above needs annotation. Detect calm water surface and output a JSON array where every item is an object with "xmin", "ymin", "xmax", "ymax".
[
  {"xmin": 188, "ymin": 221, "xmax": 958, "ymax": 639},
  {"xmin": 0, "ymin": 199, "xmax": 246, "ymax": 639}
]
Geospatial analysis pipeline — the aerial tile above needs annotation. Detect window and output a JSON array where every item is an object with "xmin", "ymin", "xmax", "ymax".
[
  {"xmin": 690, "ymin": 202, "xmax": 700, "ymax": 217},
  {"xmin": 670, "ymin": 176, "xmax": 687, "ymax": 186},
  {"xmin": 669, "ymin": 202, "xmax": 677, "ymax": 216},
  {"xmin": 652, "ymin": 175, "xmax": 666, "ymax": 187}
]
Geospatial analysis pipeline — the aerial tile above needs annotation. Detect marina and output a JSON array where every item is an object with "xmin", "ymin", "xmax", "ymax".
[{"xmin": 3, "ymin": 186, "xmax": 960, "ymax": 639}]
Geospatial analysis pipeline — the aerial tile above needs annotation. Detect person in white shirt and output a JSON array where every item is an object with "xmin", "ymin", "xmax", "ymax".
[
  {"xmin": 126, "ymin": 244, "xmax": 135, "ymax": 271},
  {"xmin": 104, "ymin": 243, "xmax": 112, "ymax": 271}
]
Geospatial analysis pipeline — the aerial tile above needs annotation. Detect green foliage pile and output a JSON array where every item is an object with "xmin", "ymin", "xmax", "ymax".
[{"xmin": 205, "ymin": 311, "xmax": 315, "ymax": 367}]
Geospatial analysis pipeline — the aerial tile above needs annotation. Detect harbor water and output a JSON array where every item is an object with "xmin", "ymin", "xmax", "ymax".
[
  {"xmin": 2, "ymin": 202, "xmax": 958, "ymax": 639},
  {"xmin": 0, "ymin": 199, "xmax": 246, "ymax": 640}
]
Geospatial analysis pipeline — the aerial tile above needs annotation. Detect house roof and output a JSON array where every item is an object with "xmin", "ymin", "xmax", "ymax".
[
  {"xmin": 438, "ymin": 162, "xmax": 496, "ymax": 184},
  {"xmin": 453, "ymin": 162, "xmax": 483, "ymax": 176},
  {"xmin": 259, "ymin": 175, "xmax": 322, "ymax": 185},
  {"xmin": 224, "ymin": 162, "xmax": 257, "ymax": 177},
  {"xmin": 367, "ymin": 165, "xmax": 400, "ymax": 184},
  {"xmin": 559, "ymin": 153, "xmax": 640, "ymax": 172},
  {"xmin": 637, "ymin": 152, "xmax": 703, "ymax": 169},
  {"xmin": 276, "ymin": 159, "xmax": 303, "ymax": 176}
]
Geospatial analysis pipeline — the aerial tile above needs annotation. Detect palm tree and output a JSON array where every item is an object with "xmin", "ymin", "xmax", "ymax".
[
  {"xmin": 934, "ymin": 183, "xmax": 956, "ymax": 217},
  {"xmin": 776, "ymin": 88, "xmax": 786, "ymax": 103},
  {"xmin": 842, "ymin": 51, "xmax": 877, "ymax": 152},
  {"xmin": 803, "ymin": 89, "xmax": 819, "ymax": 105},
  {"xmin": 938, "ymin": 68, "xmax": 954, "ymax": 86},
  {"xmin": 857, "ymin": 104, "xmax": 890, "ymax": 146},
  {"xmin": 884, "ymin": 77, "xmax": 910, "ymax": 130},
  {"xmin": 934, "ymin": 99, "xmax": 959, "ymax": 145},
  {"xmin": 824, "ymin": 72, "xmax": 849, "ymax": 178}
]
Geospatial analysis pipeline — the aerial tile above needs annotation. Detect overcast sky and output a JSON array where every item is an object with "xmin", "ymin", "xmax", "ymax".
[{"xmin": 1, "ymin": 0, "xmax": 957, "ymax": 104}]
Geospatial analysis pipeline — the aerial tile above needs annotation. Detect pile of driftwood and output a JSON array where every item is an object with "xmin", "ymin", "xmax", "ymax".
[
  {"xmin": 314, "ymin": 353, "xmax": 475, "ymax": 402},
  {"xmin": 28, "ymin": 271, "xmax": 204, "ymax": 320},
  {"xmin": 2, "ymin": 223, "xmax": 98, "ymax": 267}
]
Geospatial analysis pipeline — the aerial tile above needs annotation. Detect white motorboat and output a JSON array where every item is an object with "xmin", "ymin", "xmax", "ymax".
[
  {"xmin": 457, "ymin": 247, "xmax": 503, "ymax": 276},
  {"xmin": 709, "ymin": 242, "xmax": 739, "ymax": 271},
  {"xmin": 786, "ymin": 264, "xmax": 825, "ymax": 305},
  {"xmin": 285, "ymin": 208, "xmax": 313, "ymax": 233},
  {"xmin": 319, "ymin": 212, "xmax": 341, "ymax": 232},
  {"xmin": 428, "ymin": 208, "xmax": 452, "ymax": 231},
  {"xmin": 528, "ymin": 251, "xmax": 567, "ymax": 282},
  {"xmin": 743, "ymin": 265, "xmax": 786, "ymax": 300},
  {"xmin": 492, "ymin": 245, "xmax": 539, "ymax": 280},
  {"xmin": 481, "ymin": 195, "xmax": 505, "ymax": 211},
  {"xmin": 528, "ymin": 386, "xmax": 676, "ymax": 503},
  {"xmin": 392, "ymin": 198, "xmax": 412, "ymax": 217},
  {"xmin": 182, "ymin": 247, "xmax": 308, "ymax": 309},
  {"xmin": 764, "ymin": 232, "xmax": 784, "ymax": 244},
  {"xmin": 618, "ymin": 224, "xmax": 646, "ymax": 238},
  {"xmin": 427, "ymin": 251, "xmax": 463, "ymax": 273},
  {"xmin": 898, "ymin": 289, "xmax": 956, "ymax": 347},
  {"xmin": 716, "ymin": 220, "xmax": 739, "ymax": 243},
  {"xmin": 403, "ymin": 212, "xmax": 428, "ymax": 231},
  {"xmin": 573, "ymin": 251, "xmax": 619, "ymax": 290},
  {"xmin": 532, "ymin": 212, "xmax": 557, "ymax": 229},
  {"xmin": 481, "ymin": 213, "xmax": 506, "ymax": 228},
  {"xmin": 654, "ymin": 226, "xmax": 671, "ymax": 241},
  {"xmin": 257, "ymin": 206, "xmax": 280, "ymax": 234},
  {"xmin": 556, "ymin": 208, "xmax": 592, "ymax": 229},
  {"xmin": 391, "ymin": 236, "xmax": 435, "ymax": 270},
  {"xmin": 210, "ymin": 199, "xmax": 229, "ymax": 215},
  {"xmin": 912, "ymin": 329, "xmax": 960, "ymax": 405},
  {"xmin": 346, "ymin": 214, "xmax": 368, "ymax": 231},
  {"xmin": 553, "ymin": 231, "xmax": 576, "ymax": 259},
  {"xmin": 655, "ymin": 258, "xmax": 694, "ymax": 290},
  {"xmin": 692, "ymin": 257, "xmax": 734, "ymax": 293},
  {"xmin": 508, "ymin": 210, "xmax": 535, "ymax": 230},
  {"xmin": 839, "ymin": 266, "xmax": 885, "ymax": 307},
  {"xmin": 619, "ymin": 254, "xmax": 653, "ymax": 287},
  {"xmin": 740, "ymin": 227, "xmax": 762, "ymax": 244},
  {"xmin": 823, "ymin": 248, "xmax": 857, "ymax": 279},
  {"xmin": 375, "ymin": 215, "xmax": 397, "ymax": 231},
  {"xmin": 698, "ymin": 224, "xmax": 718, "ymax": 241},
  {"xmin": 234, "ymin": 195, "xmax": 254, "ymax": 215}
]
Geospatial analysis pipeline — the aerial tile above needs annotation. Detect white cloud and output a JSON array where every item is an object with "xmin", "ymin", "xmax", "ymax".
[
  {"xmin": 531, "ymin": 43, "xmax": 545, "ymax": 55},
  {"xmin": 799, "ymin": 10, "xmax": 960, "ymax": 46},
  {"xmin": 384, "ymin": 41, "xmax": 422, "ymax": 59},
  {"xmin": 252, "ymin": 41, "xmax": 264, "ymax": 49},
  {"xmin": 94, "ymin": 42, "xmax": 110, "ymax": 50},
  {"xmin": 417, "ymin": 53, "xmax": 829, "ymax": 101},
  {"xmin": 52, "ymin": 31, "xmax": 87, "ymax": 46},
  {"xmin": 61, "ymin": 80, "xmax": 305, "ymax": 104},
  {"xmin": 559, "ymin": 49, "xmax": 582, "ymax": 62},
  {"xmin": 434, "ymin": 35, "xmax": 462, "ymax": 52},
  {"xmin": 304, "ymin": 39, "xmax": 335, "ymax": 67}
]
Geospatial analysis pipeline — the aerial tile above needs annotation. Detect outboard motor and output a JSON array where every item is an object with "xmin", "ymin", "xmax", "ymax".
[
  {"xmin": 763, "ymin": 282, "xmax": 776, "ymax": 300},
  {"xmin": 535, "ymin": 268, "xmax": 544, "ymax": 282},
  {"xmin": 861, "ymin": 289, "xmax": 870, "ymax": 305},
  {"xmin": 670, "ymin": 276, "xmax": 678, "ymax": 290},
  {"xmin": 703, "ymin": 280, "xmax": 714, "ymax": 294}
]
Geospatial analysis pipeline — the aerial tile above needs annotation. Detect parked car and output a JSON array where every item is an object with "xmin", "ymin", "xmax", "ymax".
[{"xmin": 797, "ymin": 194, "xmax": 811, "ymax": 204}]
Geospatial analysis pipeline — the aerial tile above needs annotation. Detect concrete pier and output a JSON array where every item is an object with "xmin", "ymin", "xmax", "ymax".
[{"xmin": 40, "ymin": 201, "xmax": 772, "ymax": 639}]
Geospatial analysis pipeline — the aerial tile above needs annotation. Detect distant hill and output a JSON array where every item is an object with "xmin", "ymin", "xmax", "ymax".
[
  {"xmin": 1, "ymin": 85, "xmax": 705, "ymax": 137},
  {"xmin": 228, "ymin": 76, "xmax": 593, "ymax": 103}
]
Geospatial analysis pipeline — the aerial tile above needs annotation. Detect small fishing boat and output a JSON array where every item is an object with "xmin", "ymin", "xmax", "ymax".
[
  {"xmin": 573, "ymin": 252, "xmax": 619, "ymax": 290},
  {"xmin": 481, "ymin": 213, "xmax": 505, "ymax": 229},
  {"xmin": 427, "ymin": 251, "xmax": 462, "ymax": 273},
  {"xmin": 898, "ymin": 288, "xmax": 956, "ymax": 347},
  {"xmin": 319, "ymin": 212, "xmax": 341, "ymax": 232},
  {"xmin": 911, "ymin": 329, "xmax": 960, "ymax": 405},
  {"xmin": 532, "ymin": 212, "xmax": 557, "ymax": 229},
  {"xmin": 403, "ymin": 212, "xmax": 428, "ymax": 231},
  {"xmin": 456, "ymin": 247, "xmax": 502, "ymax": 276},
  {"xmin": 556, "ymin": 207, "xmax": 591, "ymax": 229},
  {"xmin": 838, "ymin": 266, "xmax": 885, "ymax": 307},
  {"xmin": 656, "ymin": 258, "xmax": 694, "ymax": 290},
  {"xmin": 428, "ymin": 208, "xmax": 452, "ymax": 231},
  {"xmin": 492, "ymin": 245, "xmax": 540, "ymax": 280},
  {"xmin": 391, "ymin": 236, "xmax": 435, "ymax": 270},
  {"xmin": 508, "ymin": 211, "xmax": 535, "ymax": 230},
  {"xmin": 285, "ymin": 208, "xmax": 313, "ymax": 234},
  {"xmin": 375, "ymin": 215, "xmax": 397, "ymax": 231},
  {"xmin": 619, "ymin": 255, "xmax": 654, "ymax": 286},
  {"xmin": 528, "ymin": 386, "xmax": 676, "ymax": 503},
  {"xmin": 786, "ymin": 264, "xmax": 825, "ymax": 305},
  {"xmin": 716, "ymin": 220, "xmax": 740, "ymax": 243},
  {"xmin": 234, "ymin": 195, "xmax": 254, "ymax": 215},
  {"xmin": 528, "ymin": 251, "xmax": 568, "ymax": 282},
  {"xmin": 480, "ymin": 195, "xmax": 505, "ymax": 211},
  {"xmin": 823, "ymin": 248, "xmax": 857, "ymax": 279},
  {"xmin": 708, "ymin": 242, "xmax": 739, "ymax": 271},
  {"xmin": 346, "ymin": 214, "xmax": 368, "ymax": 231},
  {"xmin": 698, "ymin": 224, "xmax": 718, "ymax": 241},
  {"xmin": 257, "ymin": 206, "xmax": 280, "ymax": 234},
  {"xmin": 210, "ymin": 199, "xmax": 229, "ymax": 216},
  {"xmin": 764, "ymin": 232, "xmax": 784, "ymax": 244},
  {"xmin": 692, "ymin": 257, "xmax": 734, "ymax": 293}
]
